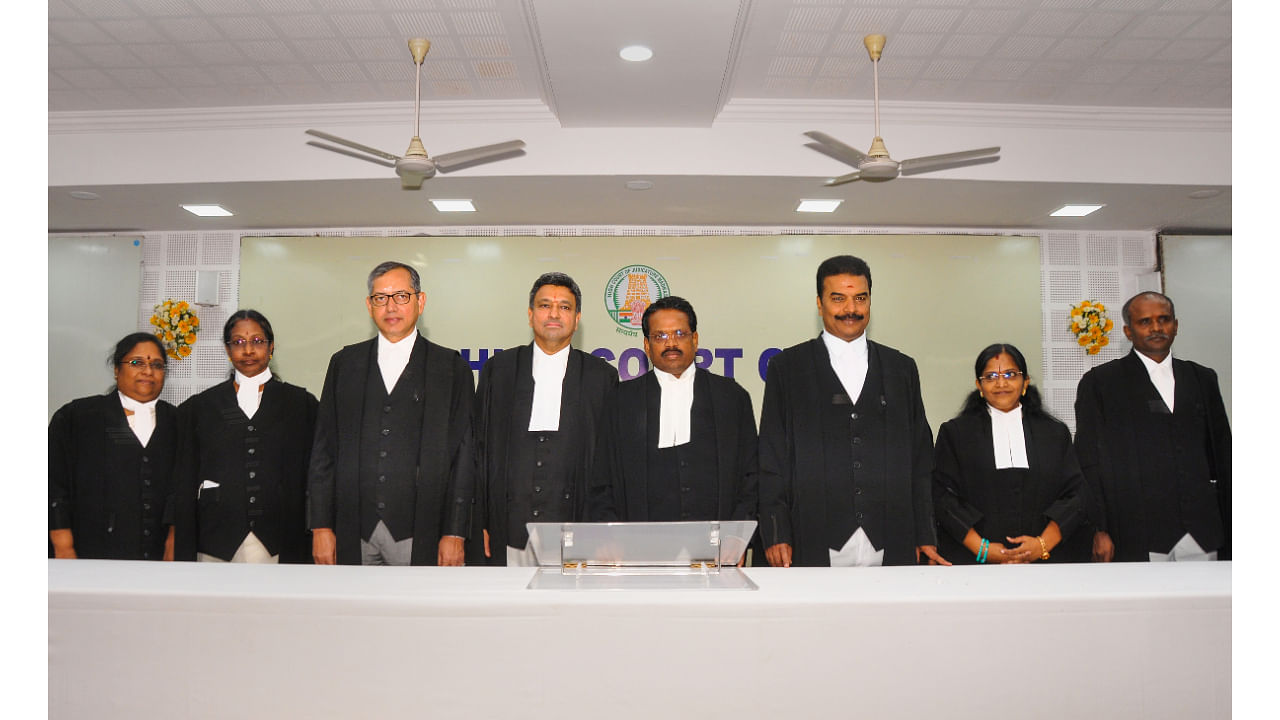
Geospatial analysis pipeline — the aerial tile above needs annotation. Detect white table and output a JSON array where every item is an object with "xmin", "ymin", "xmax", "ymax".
[{"xmin": 49, "ymin": 560, "xmax": 1230, "ymax": 719}]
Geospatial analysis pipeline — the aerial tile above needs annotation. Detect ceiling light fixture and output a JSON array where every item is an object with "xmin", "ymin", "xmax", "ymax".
[
  {"xmin": 430, "ymin": 199, "xmax": 476, "ymax": 212},
  {"xmin": 619, "ymin": 45, "xmax": 653, "ymax": 62},
  {"xmin": 1187, "ymin": 189, "xmax": 1222, "ymax": 200},
  {"xmin": 181, "ymin": 204, "xmax": 233, "ymax": 217},
  {"xmin": 1050, "ymin": 204, "xmax": 1104, "ymax": 217},
  {"xmin": 625, "ymin": 180, "xmax": 654, "ymax": 191},
  {"xmin": 796, "ymin": 199, "xmax": 842, "ymax": 213},
  {"xmin": 69, "ymin": 191, "xmax": 100, "ymax": 200}
]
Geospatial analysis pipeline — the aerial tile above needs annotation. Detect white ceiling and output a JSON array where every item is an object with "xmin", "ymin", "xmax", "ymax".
[{"xmin": 47, "ymin": 0, "xmax": 1233, "ymax": 233}]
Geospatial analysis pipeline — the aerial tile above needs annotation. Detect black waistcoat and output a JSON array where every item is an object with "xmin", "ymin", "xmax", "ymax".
[
  {"xmin": 821, "ymin": 359, "xmax": 888, "ymax": 551},
  {"xmin": 502, "ymin": 363, "xmax": 580, "ymax": 547},
  {"xmin": 358, "ymin": 359, "xmax": 425, "ymax": 541},
  {"xmin": 98, "ymin": 420, "xmax": 173, "ymax": 560},
  {"xmin": 645, "ymin": 385, "xmax": 719, "ymax": 522},
  {"xmin": 202, "ymin": 402, "xmax": 275, "ymax": 556},
  {"xmin": 1142, "ymin": 397, "xmax": 1216, "ymax": 553},
  {"xmin": 505, "ymin": 430, "xmax": 573, "ymax": 546}
]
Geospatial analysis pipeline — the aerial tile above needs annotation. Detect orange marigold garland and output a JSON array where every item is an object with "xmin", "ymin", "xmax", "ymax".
[
  {"xmin": 149, "ymin": 299, "xmax": 200, "ymax": 359},
  {"xmin": 1069, "ymin": 300, "xmax": 1113, "ymax": 355}
]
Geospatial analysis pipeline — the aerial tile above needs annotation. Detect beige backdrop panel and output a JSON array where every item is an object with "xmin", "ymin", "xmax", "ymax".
[{"xmin": 239, "ymin": 234, "xmax": 1040, "ymax": 435}]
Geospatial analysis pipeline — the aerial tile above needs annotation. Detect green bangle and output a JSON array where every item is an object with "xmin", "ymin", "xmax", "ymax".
[{"xmin": 977, "ymin": 538, "xmax": 989, "ymax": 564}]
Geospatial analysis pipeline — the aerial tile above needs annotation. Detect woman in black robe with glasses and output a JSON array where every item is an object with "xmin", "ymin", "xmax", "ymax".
[
  {"xmin": 49, "ymin": 332, "xmax": 179, "ymax": 561},
  {"xmin": 931, "ymin": 343, "xmax": 1089, "ymax": 564},
  {"xmin": 171, "ymin": 310, "xmax": 318, "ymax": 563}
]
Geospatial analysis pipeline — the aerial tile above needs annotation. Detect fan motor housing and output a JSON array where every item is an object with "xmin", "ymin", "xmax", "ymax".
[
  {"xmin": 858, "ymin": 159, "xmax": 900, "ymax": 180},
  {"xmin": 396, "ymin": 156, "xmax": 436, "ymax": 179}
]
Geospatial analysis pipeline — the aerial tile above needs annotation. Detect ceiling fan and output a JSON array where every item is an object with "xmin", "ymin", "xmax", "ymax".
[
  {"xmin": 804, "ymin": 34, "xmax": 1000, "ymax": 186},
  {"xmin": 306, "ymin": 38, "xmax": 526, "ymax": 189}
]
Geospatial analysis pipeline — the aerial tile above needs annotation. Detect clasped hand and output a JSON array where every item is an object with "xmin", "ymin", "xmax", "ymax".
[{"xmin": 996, "ymin": 535, "xmax": 1045, "ymax": 564}]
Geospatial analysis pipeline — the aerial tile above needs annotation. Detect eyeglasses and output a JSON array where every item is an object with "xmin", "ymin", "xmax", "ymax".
[
  {"xmin": 979, "ymin": 370, "xmax": 1024, "ymax": 383},
  {"xmin": 369, "ymin": 291, "xmax": 418, "ymax": 307},
  {"xmin": 648, "ymin": 329, "xmax": 692, "ymax": 342},
  {"xmin": 226, "ymin": 337, "xmax": 269, "ymax": 349},
  {"xmin": 121, "ymin": 359, "xmax": 167, "ymax": 372}
]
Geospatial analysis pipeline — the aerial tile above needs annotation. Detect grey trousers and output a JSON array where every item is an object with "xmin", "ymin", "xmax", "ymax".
[
  {"xmin": 1149, "ymin": 532, "xmax": 1219, "ymax": 562},
  {"xmin": 506, "ymin": 543, "xmax": 538, "ymax": 567},
  {"xmin": 196, "ymin": 532, "xmax": 278, "ymax": 564},
  {"xmin": 361, "ymin": 520, "xmax": 414, "ymax": 566}
]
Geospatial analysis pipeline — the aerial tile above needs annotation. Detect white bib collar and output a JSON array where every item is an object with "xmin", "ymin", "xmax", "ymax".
[
  {"xmin": 118, "ymin": 391, "xmax": 159, "ymax": 447},
  {"xmin": 654, "ymin": 365, "xmax": 696, "ymax": 448},
  {"xmin": 234, "ymin": 367, "xmax": 272, "ymax": 419}
]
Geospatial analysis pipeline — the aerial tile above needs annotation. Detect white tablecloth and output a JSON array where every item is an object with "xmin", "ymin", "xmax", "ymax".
[{"xmin": 49, "ymin": 560, "xmax": 1230, "ymax": 719}]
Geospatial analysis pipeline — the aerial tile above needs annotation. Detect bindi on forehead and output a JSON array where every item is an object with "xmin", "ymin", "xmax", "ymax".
[{"xmin": 984, "ymin": 354, "xmax": 1020, "ymax": 370}]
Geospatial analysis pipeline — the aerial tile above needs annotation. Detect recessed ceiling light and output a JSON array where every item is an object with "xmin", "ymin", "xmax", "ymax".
[
  {"xmin": 430, "ymin": 199, "xmax": 475, "ymax": 212},
  {"xmin": 181, "ymin": 204, "xmax": 233, "ymax": 217},
  {"xmin": 625, "ymin": 179, "xmax": 654, "ymax": 191},
  {"xmin": 1050, "ymin": 204, "xmax": 1104, "ymax": 217},
  {"xmin": 796, "ymin": 199, "xmax": 842, "ymax": 213},
  {"xmin": 619, "ymin": 45, "xmax": 653, "ymax": 62},
  {"xmin": 1188, "ymin": 189, "xmax": 1222, "ymax": 200},
  {"xmin": 69, "ymin": 191, "xmax": 100, "ymax": 200}
]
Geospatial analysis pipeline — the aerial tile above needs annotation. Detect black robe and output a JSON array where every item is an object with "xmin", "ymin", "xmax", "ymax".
[
  {"xmin": 1074, "ymin": 350, "xmax": 1231, "ymax": 560},
  {"xmin": 932, "ymin": 410, "xmax": 1087, "ymax": 564},
  {"xmin": 48, "ymin": 392, "xmax": 178, "ymax": 560},
  {"xmin": 758, "ymin": 337, "xmax": 935, "ymax": 566},
  {"xmin": 307, "ymin": 335, "xmax": 475, "ymax": 565},
  {"xmin": 470, "ymin": 343, "xmax": 617, "ymax": 564},
  {"xmin": 172, "ymin": 377, "xmax": 318, "ymax": 562},
  {"xmin": 588, "ymin": 369, "xmax": 758, "ymax": 523}
]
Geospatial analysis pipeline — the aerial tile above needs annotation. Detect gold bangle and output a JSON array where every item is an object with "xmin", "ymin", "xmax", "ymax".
[{"xmin": 1037, "ymin": 536, "xmax": 1049, "ymax": 560}]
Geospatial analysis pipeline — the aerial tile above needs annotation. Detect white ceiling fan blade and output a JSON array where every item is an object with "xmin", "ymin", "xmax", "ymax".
[
  {"xmin": 899, "ymin": 155, "xmax": 1000, "ymax": 177},
  {"xmin": 305, "ymin": 129, "xmax": 401, "ymax": 162},
  {"xmin": 803, "ymin": 131, "xmax": 869, "ymax": 168},
  {"xmin": 898, "ymin": 147, "xmax": 1000, "ymax": 174},
  {"xmin": 305, "ymin": 140, "xmax": 396, "ymax": 168},
  {"xmin": 824, "ymin": 170, "xmax": 863, "ymax": 186},
  {"xmin": 432, "ymin": 140, "xmax": 527, "ymax": 172}
]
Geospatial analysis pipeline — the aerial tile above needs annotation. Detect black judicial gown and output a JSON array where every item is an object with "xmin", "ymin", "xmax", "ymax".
[
  {"xmin": 931, "ymin": 410, "xmax": 1089, "ymax": 564},
  {"xmin": 48, "ymin": 393, "xmax": 179, "ymax": 560},
  {"xmin": 172, "ymin": 377, "xmax": 318, "ymax": 562}
]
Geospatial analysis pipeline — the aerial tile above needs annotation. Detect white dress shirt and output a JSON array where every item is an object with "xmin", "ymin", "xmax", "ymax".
[
  {"xmin": 234, "ymin": 367, "xmax": 271, "ymax": 419},
  {"xmin": 377, "ymin": 330, "xmax": 418, "ymax": 394},
  {"xmin": 1135, "ymin": 351, "xmax": 1176, "ymax": 412},
  {"xmin": 528, "ymin": 344, "xmax": 570, "ymax": 431},
  {"xmin": 118, "ymin": 391, "xmax": 158, "ymax": 447},
  {"xmin": 987, "ymin": 403, "xmax": 1030, "ymax": 469},
  {"xmin": 653, "ymin": 364, "xmax": 696, "ymax": 448},
  {"xmin": 822, "ymin": 330, "xmax": 869, "ymax": 404}
]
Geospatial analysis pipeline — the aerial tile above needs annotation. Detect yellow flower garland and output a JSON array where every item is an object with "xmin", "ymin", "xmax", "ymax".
[
  {"xmin": 1069, "ymin": 300, "xmax": 1113, "ymax": 355},
  {"xmin": 150, "ymin": 299, "xmax": 200, "ymax": 360}
]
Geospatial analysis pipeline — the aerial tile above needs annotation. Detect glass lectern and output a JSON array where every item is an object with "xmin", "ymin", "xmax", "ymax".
[{"xmin": 524, "ymin": 520, "xmax": 758, "ymax": 590}]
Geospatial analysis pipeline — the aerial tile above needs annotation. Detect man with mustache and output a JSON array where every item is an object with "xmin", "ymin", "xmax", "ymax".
[
  {"xmin": 588, "ymin": 296, "xmax": 758, "ymax": 528},
  {"xmin": 1074, "ymin": 291, "xmax": 1230, "ymax": 562},
  {"xmin": 469, "ymin": 272, "xmax": 618, "ymax": 566},
  {"xmin": 758, "ymin": 255, "xmax": 947, "ymax": 567}
]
